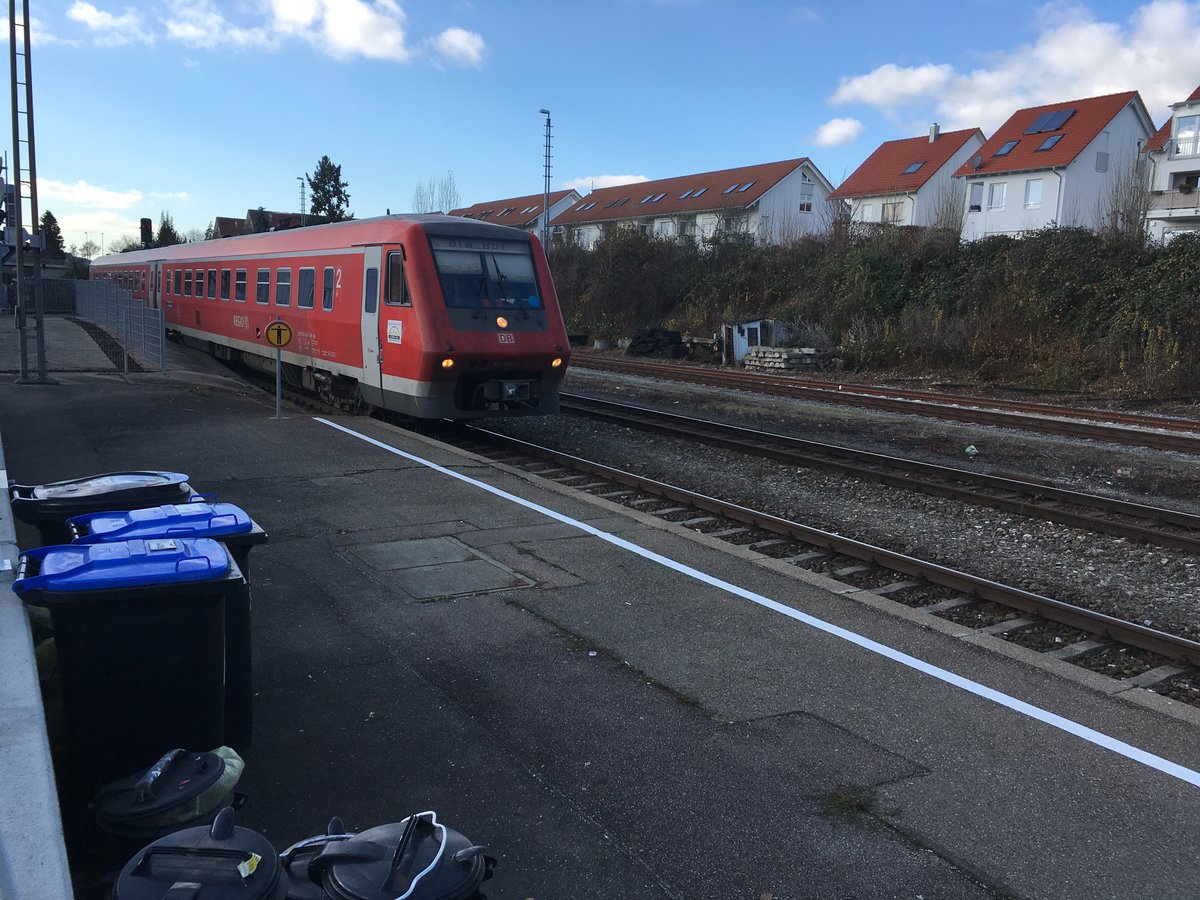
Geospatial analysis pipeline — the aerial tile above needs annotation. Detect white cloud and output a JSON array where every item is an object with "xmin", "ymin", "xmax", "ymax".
[
  {"xmin": 276, "ymin": 0, "xmax": 413, "ymax": 62},
  {"xmin": 161, "ymin": 0, "xmax": 273, "ymax": 50},
  {"xmin": 430, "ymin": 27, "xmax": 485, "ymax": 67},
  {"xmin": 68, "ymin": 2, "xmax": 154, "ymax": 46},
  {"xmin": 39, "ymin": 179, "xmax": 143, "ymax": 209},
  {"xmin": 829, "ymin": 1, "xmax": 1200, "ymax": 132},
  {"xmin": 564, "ymin": 175, "xmax": 649, "ymax": 191},
  {"xmin": 812, "ymin": 117, "xmax": 864, "ymax": 147},
  {"xmin": 831, "ymin": 63, "xmax": 954, "ymax": 106}
]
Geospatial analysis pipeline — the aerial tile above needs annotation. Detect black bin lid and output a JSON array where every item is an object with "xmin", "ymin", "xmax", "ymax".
[
  {"xmin": 114, "ymin": 807, "xmax": 288, "ymax": 900},
  {"xmin": 94, "ymin": 749, "xmax": 226, "ymax": 827},
  {"xmin": 10, "ymin": 471, "xmax": 192, "ymax": 522},
  {"xmin": 309, "ymin": 811, "xmax": 493, "ymax": 900}
]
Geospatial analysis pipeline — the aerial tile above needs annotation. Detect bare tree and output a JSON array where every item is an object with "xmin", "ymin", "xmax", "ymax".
[
  {"xmin": 411, "ymin": 172, "xmax": 460, "ymax": 213},
  {"xmin": 1096, "ymin": 153, "xmax": 1151, "ymax": 247},
  {"xmin": 926, "ymin": 177, "xmax": 967, "ymax": 233}
]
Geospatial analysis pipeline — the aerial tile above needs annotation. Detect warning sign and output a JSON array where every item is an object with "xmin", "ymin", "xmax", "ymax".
[{"xmin": 265, "ymin": 320, "xmax": 293, "ymax": 348}]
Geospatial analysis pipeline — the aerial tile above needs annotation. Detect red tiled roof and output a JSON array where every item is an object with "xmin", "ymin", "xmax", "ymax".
[
  {"xmin": 449, "ymin": 190, "xmax": 578, "ymax": 227},
  {"xmin": 829, "ymin": 128, "xmax": 982, "ymax": 199},
  {"xmin": 1144, "ymin": 84, "xmax": 1200, "ymax": 152},
  {"xmin": 550, "ymin": 158, "xmax": 814, "ymax": 227},
  {"xmin": 952, "ymin": 91, "xmax": 1145, "ymax": 178}
]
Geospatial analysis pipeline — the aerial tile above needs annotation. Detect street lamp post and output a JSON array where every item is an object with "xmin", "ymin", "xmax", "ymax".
[
  {"xmin": 539, "ymin": 108, "xmax": 551, "ymax": 248},
  {"xmin": 297, "ymin": 175, "xmax": 306, "ymax": 227}
]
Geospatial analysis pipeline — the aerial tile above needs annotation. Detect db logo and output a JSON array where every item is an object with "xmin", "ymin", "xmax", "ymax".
[{"xmin": 497, "ymin": 333, "xmax": 515, "ymax": 344}]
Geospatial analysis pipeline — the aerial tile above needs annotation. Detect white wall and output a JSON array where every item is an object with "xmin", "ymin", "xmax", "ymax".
[{"xmin": 960, "ymin": 101, "xmax": 1150, "ymax": 240}]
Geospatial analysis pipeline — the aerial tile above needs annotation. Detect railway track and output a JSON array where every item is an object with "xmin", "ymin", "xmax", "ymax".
[
  {"xmin": 450, "ymin": 424, "xmax": 1200, "ymax": 708},
  {"xmin": 560, "ymin": 393, "xmax": 1200, "ymax": 554},
  {"xmin": 572, "ymin": 355, "xmax": 1200, "ymax": 454}
]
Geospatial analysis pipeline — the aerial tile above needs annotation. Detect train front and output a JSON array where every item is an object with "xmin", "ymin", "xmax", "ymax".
[{"xmin": 414, "ymin": 224, "xmax": 570, "ymax": 417}]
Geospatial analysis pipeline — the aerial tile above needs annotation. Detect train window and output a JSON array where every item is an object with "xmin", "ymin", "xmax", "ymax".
[
  {"xmin": 275, "ymin": 268, "xmax": 292, "ymax": 306},
  {"xmin": 235, "ymin": 269, "xmax": 247, "ymax": 302},
  {"xmin": 220, "ymin": 269, "xmax": 231, "ymax": 301},
  {"xmin": 184, "ymin": 270, "xmax": 193, "ymax": 297},
  {"xmin": 207, "ymin": 269, "xmax": 217, "ymax": 300},
  {"xmin": 429, "ymin": 237, "xmax": 541, "ymax": 311},
  {"xmin": 297, "ymin": 268, "xmax": 315, "ymax": 309},
  {"xmin": 194, "ymin": 269, "xmax": 204, "ymax": 298},
  {"xmin": 321, "ymin": 267, "xmax": 334, "ymax": 311},
  {"xmin": 363, "ymin": 268, "xmax": 379, "ymax": 314},
  {"xmin": 256, "ymin": 269, "xmax": 270, "ymax": 304},
  {"xmin": 384, "ymin": 252, "xmax": 410, "ymax": 306},
  {"xmin": 173, "ymin": 269, "xmax": 182, "ymax": 295}
]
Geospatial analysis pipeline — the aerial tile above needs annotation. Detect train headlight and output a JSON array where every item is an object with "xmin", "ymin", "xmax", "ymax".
[
  {"xmin": 441, "ymin": 358, "xmax": 455, "ymax": 369},
  {"xmin": 551, "ymin": 357, "xmax": 563, "ymax": 368},
  {"xmin": 495, "ymin": 316, "xmax": 509, "ymax": 329}
]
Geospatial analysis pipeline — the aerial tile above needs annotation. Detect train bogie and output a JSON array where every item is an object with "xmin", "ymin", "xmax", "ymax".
[{"xmin": 90, "ymin": 215, "xmax": 571, "ymax": 419}]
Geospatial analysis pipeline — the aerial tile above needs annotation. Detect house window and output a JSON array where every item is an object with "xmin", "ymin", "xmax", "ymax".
[
  {"xmin": 1036, "ymin": 134, "xmax": 1063, "ymax": 152},
  {"xmin": 256, "ymin": 269, "xmax": 270, "ymax": 304},
  {"xmin": 988, "ymin": 183, "xmax": 1006, "ymax": 210},
  {"xmin": 882, "ymin": 200, "xmax": 904, "ymax": 223},
  {"xmin": 235, "ymin": 269, "xmax": 247, "ymax": 302},
  {"xmin": 799, "ymin": 182, "xmax": 814, "ymax": 213},
  {"xmin": 1024, "ymin": 178, "xmax": 1043, "ymax": 210},
  {"xmin": 860, "ymin": 203, "xmax": 875, "ymax": 221},
  {"xmin": 692, "ymin": 187, "xmax": 707, "ymax": 198},
  {"xmin": 723, "ymin": 183, "xmax": 740, "ymax": 194},
  {"xmin": 902, "ymin": 161, "xmax": 925, "ymax": 175},
  {"xmin": 275, "ymin": 268, "xmax": 292, "ymax": 306},
  {"xmin": 298, "ymin": 268, "xmax": 316, "ymax": 309},
  {"xmin": 994, "ymin": 140, "xmax": 1019, "ymax": 157},
  {"xmin": 969, "ymin": 183, "xmax": 984, "ymax": 212},
  {"xmin": 1175, "ymin": 115, "xmax": 1199, "ymax": 156}
]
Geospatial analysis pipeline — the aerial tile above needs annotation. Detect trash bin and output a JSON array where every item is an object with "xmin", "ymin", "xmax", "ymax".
[
  {"xmin": 9, "ymin": 471, "xmax": 193, "ymax": 546},
  {"xmin": 281, "ymin": 810, "xmax": 496, "ymax": 900},
  {"xmin": 12, "ymin": 538, "xmax": 243, "ymax": 796},
  {"xmin": 113, "ymin": 806, "xmax": 290, "ymax": 900},
  {"xmin": 67, "ymin": 500, "xmax": 269, "ymax": 750}
]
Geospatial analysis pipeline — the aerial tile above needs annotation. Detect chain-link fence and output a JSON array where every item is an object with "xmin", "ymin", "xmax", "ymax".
[{"xmin": 0, "ymin": 278, "xmax": 165, "ymax": 375}]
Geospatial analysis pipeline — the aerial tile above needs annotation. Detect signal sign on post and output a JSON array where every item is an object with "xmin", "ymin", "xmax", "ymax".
[{"xmin": 265, "ymin": 319, "xmax": 293, "ymax": 348}]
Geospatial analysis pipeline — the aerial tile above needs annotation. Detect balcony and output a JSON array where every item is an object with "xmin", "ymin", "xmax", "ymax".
[{"xmin": 1147, "ymin": 188, "xmax": 1200, "ymax": 217}]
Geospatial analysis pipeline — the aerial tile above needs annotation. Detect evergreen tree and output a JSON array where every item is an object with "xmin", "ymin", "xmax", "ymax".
[
  {"xmin": 40, "ymin": 210, "xmax": 65, "ymax": 259},
  {"xmin": 250, "ymin": 207, "xmax": 270, "ymax": 234},
  {"xmin": 204, "ymin": 219, "xmax": 217, "ymax": 241},
  {"xmin": 155, "ymin": 211, "xmax": 183, "ymax": 247},
  {"xmin": 307, "ymin": 155, "xmax": 352, "ymax": 221}
]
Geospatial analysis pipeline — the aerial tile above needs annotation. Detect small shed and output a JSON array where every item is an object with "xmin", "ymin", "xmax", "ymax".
[{"xmin": 724, "ymin": 318, "xmax": 790, "ymax": 363}]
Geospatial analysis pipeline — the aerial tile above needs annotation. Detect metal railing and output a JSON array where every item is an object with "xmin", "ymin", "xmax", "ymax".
[{"xmin": 1, "ymin": 279, "xmax": 165, "ymax": 375}]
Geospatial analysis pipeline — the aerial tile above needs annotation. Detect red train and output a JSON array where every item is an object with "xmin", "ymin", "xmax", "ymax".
[{"xmin": 89, "ymin": 215, "xmax": 570, "ymax": 418}]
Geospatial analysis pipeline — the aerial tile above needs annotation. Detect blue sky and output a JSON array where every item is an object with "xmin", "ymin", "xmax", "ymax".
[{"xmin": 18, "ymin": 0, "xmax": 1200, "ymax": 252}]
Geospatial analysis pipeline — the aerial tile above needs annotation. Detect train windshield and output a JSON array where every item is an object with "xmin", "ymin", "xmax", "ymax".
[{"xmin": 429, "ymin": 236, "xmax": 542, "ymax": 312}]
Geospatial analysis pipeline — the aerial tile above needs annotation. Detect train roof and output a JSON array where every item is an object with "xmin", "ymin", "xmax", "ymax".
[{"xmin": 92, "ymin": 214, "xmax": 537, "ymax": 267}]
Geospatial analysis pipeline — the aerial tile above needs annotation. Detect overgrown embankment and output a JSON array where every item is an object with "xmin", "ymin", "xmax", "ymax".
[{"xmin": 549, "ymin": 227, "xmax": 1200, "ymax": 394}]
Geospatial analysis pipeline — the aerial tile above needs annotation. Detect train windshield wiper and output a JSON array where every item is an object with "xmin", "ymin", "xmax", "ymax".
[
  {"xmin": 491, "ymin": 255, "xmax": 528, "ymax": 320},
  {"xmin": 472, "ymin": 270, "xmax": 489, "ymax": 318}
]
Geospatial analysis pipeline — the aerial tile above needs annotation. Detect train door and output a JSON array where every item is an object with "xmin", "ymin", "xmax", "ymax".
[
  {"xmin": 152, "ymin": 262, "xmax": 163, "ymax": 309},
  {"xmin": 359, "ymin": 246, "xmax": 384, "ymax": 407}
]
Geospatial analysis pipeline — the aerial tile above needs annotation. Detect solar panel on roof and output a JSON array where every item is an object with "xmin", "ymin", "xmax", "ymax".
[
  {"xmin": 723, "ymin": 184, "xmax": 739, "ymax": 194},
  {"xmin": 652, "ymin": 192, "xmax": 667, "ymax": 201},
  {"xmin": 736, "ymin": 182, "xmax": 756, "ymax": 192},
  {"xmin": 680, "ymin": 189, "xmax": 693, "ymax": 199},
  {"xmin": 1025, "ymin": 108, "xmax": 1075, "ymax": 134},
  {"xmin": 692, "ymin": 187, "xmax": 707, "ymax": 198}
]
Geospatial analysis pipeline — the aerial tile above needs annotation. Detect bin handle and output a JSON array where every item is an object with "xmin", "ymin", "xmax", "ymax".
[
  {"xmin": 387, "ymin": 811, "xmax": 448, "ymax": 900},
  {"xmin": 189, "ymin": 493, "xmax": 218, "ymax": 505}
]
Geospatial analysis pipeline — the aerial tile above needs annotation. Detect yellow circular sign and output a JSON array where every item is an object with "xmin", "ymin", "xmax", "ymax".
[{"xmin": 265, "ymin": 320, "xmax": 293, "ymax": 348}]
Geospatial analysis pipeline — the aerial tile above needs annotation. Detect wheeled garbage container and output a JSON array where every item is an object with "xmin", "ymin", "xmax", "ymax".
[
  {"xmin": 12, "ymin": 537, "xmax": 244, "ymax": 796},
  {"xmin": 67, "ymin": 501, "xmax": 268, "ymax": 750},
  {"xmin": 9, "ymin": 471, "xmax": 193, "ymax": 545}
]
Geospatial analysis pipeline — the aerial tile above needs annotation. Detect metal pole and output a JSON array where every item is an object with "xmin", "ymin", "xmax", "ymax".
[
  {"xmin": 20, "ymin": 0, "xmax": 47, "ymax": 383},
  {"xmin": 539, "ymin": 108, "xmax": 551, "ymax": 248},
  {"xmin": 273, "ymin": 317, "xmax": 282, "ymax": 418},
  {"xmin": 298, "ymin": 176, "xmax": 306, "ymax": 227},
  {"xmin": 9, "ymin": 0, "xmax": 27, "ymax": 381}
]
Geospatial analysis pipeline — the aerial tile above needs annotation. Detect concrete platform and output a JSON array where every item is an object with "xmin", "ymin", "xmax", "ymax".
[{"xmin": 2, "ymin": 353, "xmax": 1200, "ymax": 898}]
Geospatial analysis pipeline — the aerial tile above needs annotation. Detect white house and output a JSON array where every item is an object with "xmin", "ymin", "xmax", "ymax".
[
  {"xmin": 1143, "ymin": 85, "xmax": 1200, "ymax": 243},
  {"xmin": 829, "ymin": 125, "xmax": 985, "ymax": 227},
  {"xmin": 953, "ymin": 91, "xmax": 1155, "ymax": 240},
  {"xmin": 449, "ymin": 189, "xmax": 582, "ymax": 242},
  {"xmin": 549, "ymin": 158, "xmax": 840, "ymax": 249}
]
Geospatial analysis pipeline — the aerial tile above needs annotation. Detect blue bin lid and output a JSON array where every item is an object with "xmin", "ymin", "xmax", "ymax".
[
  {"xmin": 12, "ymin": 538, "xmax": 231, "ymax": 595},
  {"xmin": 70, "ymin": 502, "xmax": 253, "ymax": 543}
]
